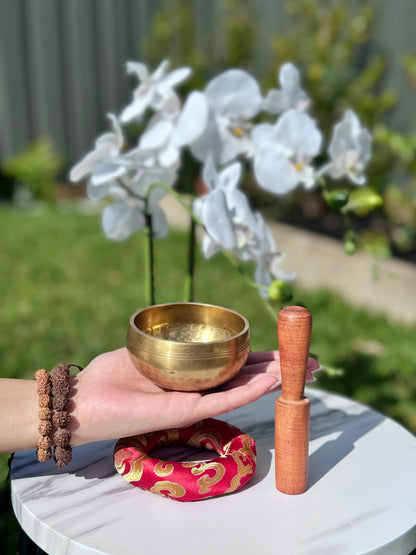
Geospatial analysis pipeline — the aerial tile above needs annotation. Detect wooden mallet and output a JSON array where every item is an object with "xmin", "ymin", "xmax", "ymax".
[{"xmin": 275, "ymin": 306, "xmax": 312, "ymax": 495}]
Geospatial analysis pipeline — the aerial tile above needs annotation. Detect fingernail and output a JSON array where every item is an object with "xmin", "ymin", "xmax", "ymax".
[{"xmin": 269, "ymin": 380, "xmax": 281, "ymax": 392}]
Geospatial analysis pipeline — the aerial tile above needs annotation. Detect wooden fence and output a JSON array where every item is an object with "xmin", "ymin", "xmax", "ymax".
[{"xmin": 0, "ymin": 0, "xmax": 415, "ymax": 171}]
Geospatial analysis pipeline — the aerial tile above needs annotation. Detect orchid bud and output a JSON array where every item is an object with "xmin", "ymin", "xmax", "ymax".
[
  {"xmin": 268, "ymin": 280, "xmax": 293, "ymax": 302},
  {"xmin": 344, "ymin": 239, "xmax": 357, "ymax": 255},
  {"xmin": 343, "ymin": 187, "xmax": 383, "ymax": 217},
  {"xmin": 323, "ymin": 189, "xmax": 350, "ymax": 210},
  {"xmin": 343, "ymin": 231, "xmax": 357, "ymax": 255}
]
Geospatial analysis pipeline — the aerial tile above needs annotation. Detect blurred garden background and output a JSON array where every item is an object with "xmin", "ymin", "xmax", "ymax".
[{"xmin": 1, "ymin": 0, "xmax": 416, "ymax": 550}]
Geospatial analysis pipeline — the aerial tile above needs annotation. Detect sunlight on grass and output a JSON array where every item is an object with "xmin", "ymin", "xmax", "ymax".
[
  {"xmin": 0, "ymin": 202, "xmax": 415, "ymax": 551},
  {"xmin": 1, "ymin": 203, "xmax": 415, "ymax": 431}
]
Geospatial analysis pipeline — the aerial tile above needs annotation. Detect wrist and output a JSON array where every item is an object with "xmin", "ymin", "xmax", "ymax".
[{"xmin": 0, "ymin": 378, "xmax": 39, "ymax": 453}]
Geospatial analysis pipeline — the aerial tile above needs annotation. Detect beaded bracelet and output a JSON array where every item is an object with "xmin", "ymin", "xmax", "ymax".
[
  {"xmin": 51, "ymin": 364, "xmax": 72, "ymax": 468},
  {"xmin": 35, "ymin": 364, "xmax": 81, "ymax": 468},
  {"xmin": 35, "ymin": 369, "xmax": 52, "ymax": 462}
]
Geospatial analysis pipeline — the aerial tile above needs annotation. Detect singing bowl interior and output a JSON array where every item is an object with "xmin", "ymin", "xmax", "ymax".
[{"xmin": 126, "ymin": 302, "xmax": 250, "ymax": 391}]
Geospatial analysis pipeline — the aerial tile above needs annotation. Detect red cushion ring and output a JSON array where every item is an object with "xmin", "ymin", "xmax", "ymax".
[{"xmin": 114, "ymin": 418, "xmax": 256, "ymax": 502}]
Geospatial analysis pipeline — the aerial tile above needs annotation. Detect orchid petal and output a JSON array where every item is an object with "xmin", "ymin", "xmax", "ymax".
[
  {"xmin": 205, "ymin": 69, "xmax": 262, "ymax": 119},
  {"xmin": 158, "ymin": 67, "xmax": 192, "ymax": 92},
  {"xmin": 202, "ymin": 234, "xmax": 222, "ymax": 258},
  {"xmin": 90, "ymin": 163, "xmax": 126, "ymax": 186},
  {"xmin": 251, "ymin": 123, "xmax": 274, "ymax": 149},
  {"xmin": 102, "ymin": 202, "xmax": 146, "ymax": 241},
  {"xmin": 172, "ymin": 92, "xmax": 209, "ymax": 147},
  {"xmin": 254, "ymin": 149, "xmax": 299, "ymax": 194},
  {"xmin": 147, "ymin": 184, "xmax": 167, "ymax": 209},
  {"xmin": 86, "ymin": 180, "xmax": 113, "ymax": 201},
  {"xmin": 150, "ymin": 205, "xmax": 169, "ymax": 238},
  {"xmin": 255, "ymin": 261, "xmax": 272, "ymax": 289},
  {"xmin": 106, "ymin": 113, "xmax": 124, "ymax": 146},
  {"xmin": 190, "ymin": 112, "xmax": 222, "ymax": 163},
  {"xmin": 126, "ymin": 61, "xmax": 149, "ymax": 82},
  {"xmin": 218, "ymin": 127, "xmax": 243, "ymax": 165},
  {"xmin": 192, "ymin": 197, "xmax": 204, "ymax": 222},
  {"xmin": 69, "ymin": 150, "xmax": 102, "ymax": 182},
  {"xmin": 226, "ymin": 188, "xmax": 257, "ymax": 229},
  {"xmin": 152, "ymin": 59, "xmax": 170, "ymax": 81},
  {"xmin": 218, "ymin": 161, "xmax": 242, "ymax": 190},
  {"xmin": 120, "ymin": 91, "xmax": 153, "ymax": 123},
  {"xmin": 273, "ymin": 109, "xmax": 322, "ymax": 157},
  {"xmin": 279, "ymin": 62, "xmax": 308, "ymax": 108},
  {"xmin": 262, "ymin": 89, "xmax": 286, "ymax": 114},
  {"xmin": 202, "ymin": 154, "xmax": 217, "ymax": 191},
  {"xmin": 140, "ymin": 119, "xmax": 174, "ymax": 150},
  {"xmin": 324, "ymin": 110, "xmax": 372, "ymax": 185},
  {"xmin": 158, "ymin": 144, "xmax": 180, "ymax": 168},
  {"xmin": 203, "ymin": 189, "xmax": 236, "ymax": 249}
]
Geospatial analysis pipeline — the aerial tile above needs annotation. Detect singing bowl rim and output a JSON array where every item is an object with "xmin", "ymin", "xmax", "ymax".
[{"xmin": 127, "ymin": 302, "xmax": 250, "ymax": 350}]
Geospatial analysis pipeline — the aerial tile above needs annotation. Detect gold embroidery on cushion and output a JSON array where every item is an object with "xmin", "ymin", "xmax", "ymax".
[
  {"xmin": 189, "ymin": 431, "xmax": 222, "ymax": 453},
  {"xmin": 124, "ymin": 453, "xmax": 149, "ymax": 481},
  {"xmin": 156, "ymin": 429, "xmax": 180, "ymax": 446},
  {"xmin": 114, "ymin": 448, "xmax": 131, "ymax": 472},
  {"xmin": 150, "ymin": 481, "xmax": 186, "ymax": 498},
  {"xmin": 225, "ymin": 435, "xmax": 256, "ymax": 492},
  {"xmin": 132, "ymin": 433, "xmax": 154, "ymax": 448},
  {"xmin": 189, "ymin": 461, "xmax": 226, "ymax": 494},
  {"xmin": 154, "ymin": 461, "xmax": 174, "ymax": 477}
]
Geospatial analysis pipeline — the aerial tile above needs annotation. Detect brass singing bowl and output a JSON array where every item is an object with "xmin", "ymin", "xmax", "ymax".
[{"xmin": 126, "ymin": 302, "xmax": 250, "ymax": 391}]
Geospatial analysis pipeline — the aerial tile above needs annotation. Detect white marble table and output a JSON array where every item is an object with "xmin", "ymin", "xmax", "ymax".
[{"xmin": 11, "ymin": 388, "xmax": 416, "ymax": 555}]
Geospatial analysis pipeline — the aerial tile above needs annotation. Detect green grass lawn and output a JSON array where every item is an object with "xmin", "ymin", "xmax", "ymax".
[{"xmin": 1, "ymin": 201, "xmax": 415, "ymax": 550}]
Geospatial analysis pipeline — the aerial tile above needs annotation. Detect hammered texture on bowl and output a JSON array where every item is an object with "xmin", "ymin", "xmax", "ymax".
[{"xmin": 126, "ymin": 302, "xmax": 250, "ymax": 391}]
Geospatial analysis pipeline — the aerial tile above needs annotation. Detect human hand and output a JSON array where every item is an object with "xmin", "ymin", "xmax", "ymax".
[{"xmin": 69, "ymin": 348, "xmax": 319, "ymax": 446}]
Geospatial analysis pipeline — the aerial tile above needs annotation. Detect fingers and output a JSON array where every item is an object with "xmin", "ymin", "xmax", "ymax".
[
  {"xmin": 193, "ymin": 373, "xmax": 280, "ymax": 422},
  {"xmin": 220, "ymin": 372, "xmax": 281, "ymax": 391},
  {"xmin": 307, "ymin": 358, "xmax": 321, "ymax": 372},
  {"xmin": 246, "ymin": 351, "xmax": 320, "ymax": 372},
  {"xmin": 229, "ymin": 360, "xmax": 282, "ymax": 380},
  {"xmin": 246, "ymin": 350, "xmax": 280, "ymax": 365}
]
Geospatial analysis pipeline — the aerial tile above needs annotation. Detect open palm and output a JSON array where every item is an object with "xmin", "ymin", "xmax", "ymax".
[{"xmin": 69, "ymin": 347, "xmax": 319, "ymax": 446}]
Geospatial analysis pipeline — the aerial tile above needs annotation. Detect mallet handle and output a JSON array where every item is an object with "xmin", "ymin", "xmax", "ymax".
[
  {"xmin": 275, "ymin": 306, "xmax": 312, "ymax": 495},
  {"xmin": 278, "ymin": 306, "xmax": 312, "ymax": 401}
]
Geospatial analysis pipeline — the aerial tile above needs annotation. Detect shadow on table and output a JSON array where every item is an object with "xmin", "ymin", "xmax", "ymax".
[
  {"xmin": 11, "ymin": 394, "xmax": 385, "ymax": 490},
  {"xmin": 239, "ymin": 394, "xmax": 385, "ymax": 489},
  {"xmin": 307, "ymin": 398, "xmax": 385, "ymax": 487}
]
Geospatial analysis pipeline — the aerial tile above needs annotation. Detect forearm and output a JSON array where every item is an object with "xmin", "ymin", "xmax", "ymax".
[{"xmin": 0, "ymin": 378, "xmax": 39, "ymax": 453}]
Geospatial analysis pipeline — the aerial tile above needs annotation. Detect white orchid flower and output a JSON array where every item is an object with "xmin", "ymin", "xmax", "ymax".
[
  {"xmin": 251, "ymin": 214, "xmax": 296, "ymax": 298},
  {"xmin": 195, "ymin": 171, "xmax": 295, "ymax": 298},
  {"xmin": 102, "ymin": 200, "xmax": 147, "ymax": 241},
  {"xmin": 252, "ymin": 109, "xmax": 322, "ymax": 194},
  {"xmin": 193, "ymin": 157, "xmax": 293, "ymax": 294},
  {"xmin": 193, "ymin": 157, "xmax": 257, "ymax": 254},
  {"xmin": 175, "ymin": 69, "xmax": 262, "ymax": 165},
  {"xmin": 196, "ymin": 187, "xmax": 260, "ymax": 258},
  {"xmin": 95, "ymin": 166, "xmax": 176, "ymax": 241},
  {"xmin": 69, "ymin": 114, "xmax": 127, "ymax": 185},
  {"xmin": 120, "ymin": 60, "xmax": 191, "ymax": 123},
  {"xmin": 320, "ymin": 110, "xmax": 372, "ymax": 185},
  {"xmin": 137, "ymin": 94, "xmax": 185, "ymax": 169},
  {"xmin": 101, "ymin": 191, "xmax": 168, "ymax": 242},
  {"xmin": 263, "ymin": 63, "xmax": 310, "ymax": 114}
]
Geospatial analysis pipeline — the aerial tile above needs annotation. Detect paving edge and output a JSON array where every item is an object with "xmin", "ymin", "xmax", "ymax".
[{"xmin": 161, "ymin": 195, "xmax": 416, "ymax": 325}]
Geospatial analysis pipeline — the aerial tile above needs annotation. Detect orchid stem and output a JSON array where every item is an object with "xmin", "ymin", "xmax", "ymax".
[
  {"xmin": 145, "ymin": 211, "xmax": 156, "ymax": 306},
  {"xmin": 184, "ymin": 217, "xmax": 196, "ymax": 302},
  {"xmin": 221, "ymin": 250, "xmax": 278, "ymax": 323}
]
